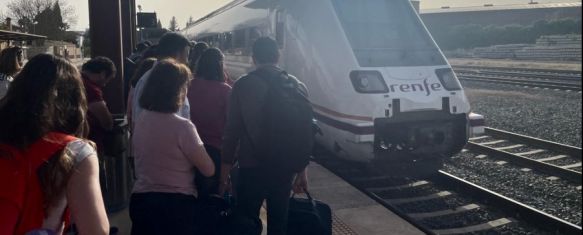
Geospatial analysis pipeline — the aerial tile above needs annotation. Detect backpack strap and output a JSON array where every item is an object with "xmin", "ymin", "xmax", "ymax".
[{"xmin": 0, "ymin": 133, "xmax": 77, "ymax": 234}]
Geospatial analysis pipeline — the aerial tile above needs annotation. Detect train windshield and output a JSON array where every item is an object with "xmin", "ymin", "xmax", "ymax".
[{"xmin": 332, "ymin": 0, "xmax": 447, "ymax": 67}]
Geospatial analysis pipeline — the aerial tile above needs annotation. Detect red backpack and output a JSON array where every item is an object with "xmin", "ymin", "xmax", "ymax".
[{"xmin": 0, "ymin": 133, "xmax": 76, "ymax": 235}]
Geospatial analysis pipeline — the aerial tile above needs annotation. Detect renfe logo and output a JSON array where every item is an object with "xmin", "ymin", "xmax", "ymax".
[{"xmin": 388, "ymin": 79, "xmax": 443, "ymax": 96}]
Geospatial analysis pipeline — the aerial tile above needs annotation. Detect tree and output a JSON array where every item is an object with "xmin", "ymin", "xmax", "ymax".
[
  {"xmin": 157, "ymin": 19, "xmax": 162, "ymax": 29},
  {"xmin": 186, "ymin": 16, "xmax": 195, "ymax": 27},
  {"xmin": 33, "ymin": 2, "xmax": 67, "ymax": 40},
  {"xmin": 6, "ymin": 0, "xmax": 76, "ymax": 36},
  {"xmin": 169, "ymin": 16, "xmax": 179, "ymax": 31}
]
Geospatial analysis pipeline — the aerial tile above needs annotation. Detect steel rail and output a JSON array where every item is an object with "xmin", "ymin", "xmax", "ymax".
[
  {"xmin": 484, "ymin": 128, "xmax": 582, "ymax": 160},
  {"xmin": 458, "ymin": 75, "xmax": 582, "ymax": 91},
  {"xmin": 434, "ymin": 171, "xmax": 582, "ymax": 235},
  {"xmin": 465, "ymin": 141, "xmax": 582, "ymax": 184},
  {"xmin": 452, "ymin": 65, "xmax": 582, "ymax": 77},
  {"xmin": 455, "ymin": 69, "xmax": 582, "ymax": 82}
]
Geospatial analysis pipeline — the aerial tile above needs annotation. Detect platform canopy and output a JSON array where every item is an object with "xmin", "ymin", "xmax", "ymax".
[{"xmin": 0, "ymin": 30, "xmax": 47, "ymax": 41}]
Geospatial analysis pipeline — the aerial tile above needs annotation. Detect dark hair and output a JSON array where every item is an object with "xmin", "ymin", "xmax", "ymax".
[
  {"xmin": 141, "ymin": 45, "xmax": 158, "ymax": 60},
  {"xmin": 139, "ymin": 59, "xmax": 192, "ymax": 113},
  {"xmin": 0, "ymin": 53, "xmax": 89, "ymax": 209},
  {"xmin": 196, "ymin": 48, "xmax": 225, "ymax": 82},
  {"xmin": 252, "ymin": 37, "xmax": 279, "ymax": 64},
  {"xmin": 130, "ymin": 57, "xmax": 157, "ymax": 88},
  {"xmin": 157, "ymin": 32, "xmax": 192, "ymax": 59},
  {"xmin": 189, "ymin": 42, "xmax": 209, "ymax": 72},
  {"xmin": 0, "ymin": 46, "xmax": 23, "ymax": 76},
  {"xmin": 81, "ymin": 56, "xmax": 117, "ymax": 77}
]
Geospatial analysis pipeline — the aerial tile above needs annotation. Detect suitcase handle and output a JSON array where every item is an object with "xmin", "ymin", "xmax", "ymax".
[{"xmin": 291, "ymin": 189, "xmax": 316, "ymax": 207}]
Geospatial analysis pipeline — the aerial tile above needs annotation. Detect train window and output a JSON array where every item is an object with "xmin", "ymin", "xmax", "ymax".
[
  {"xmin": 332, "ymin": 0, "xmax": 447, "ymax": 67},
  {"xmin": 221, "ymin": 32, "xmax": 233, "ymax": 51},
  {"xmin": 233, "ymin": 29, "xmax": 246, "ymax": 49}
]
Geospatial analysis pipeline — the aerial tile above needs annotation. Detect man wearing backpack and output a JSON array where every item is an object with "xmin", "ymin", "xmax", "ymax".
[{"xmin": 220, "ymin": 37, "xmax": 312, "ymax": 235}]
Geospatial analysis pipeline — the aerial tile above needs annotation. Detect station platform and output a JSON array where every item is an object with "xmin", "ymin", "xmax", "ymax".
[{"xmin": 108, "ymin": 162, "xmax": 424, "ymax": 235}]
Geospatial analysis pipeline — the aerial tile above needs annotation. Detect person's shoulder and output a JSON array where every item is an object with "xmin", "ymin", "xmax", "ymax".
[
  {"xmin": 233, "ymin": 73, "xmax": 262, "ymax": 90},
  {"xmin": 173, "ymin": 113, "xmax": 195, "ymax": 127},
  {"xmin": 285, "ymin": 73, "xmax": 309, "ymax": 96},
  {"xmin": 66, "ymin": 139, "xmax": 97, "ymax": 165}
]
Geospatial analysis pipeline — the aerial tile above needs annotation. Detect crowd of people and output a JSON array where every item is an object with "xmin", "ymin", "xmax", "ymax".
[{"xmin": 0, "ymin": 32, "xmax": 312, "ymax": 235}]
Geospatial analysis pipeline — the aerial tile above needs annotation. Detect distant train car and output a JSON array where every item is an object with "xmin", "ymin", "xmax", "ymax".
[{"xmin": 183, "ymin": 0, "xmax": 483, "ymax": 175}]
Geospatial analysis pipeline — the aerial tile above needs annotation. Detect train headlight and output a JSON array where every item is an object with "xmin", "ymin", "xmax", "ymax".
[
  {"xmin": 436, "ymin": 68, "xmax": 462, "ymax": 91},
  {"xmin": 350, "ymin": 71, "xmax": 388, "ymax": 93}
]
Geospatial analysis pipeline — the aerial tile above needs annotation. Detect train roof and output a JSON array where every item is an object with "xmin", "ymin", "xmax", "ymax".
[
  {"xmin": 421, "ymin": 2, "xmax": 581, "ymax": 14},
  {"xmin": 184, "ymin": 0, "xmax": 247, "ymax": 31}
]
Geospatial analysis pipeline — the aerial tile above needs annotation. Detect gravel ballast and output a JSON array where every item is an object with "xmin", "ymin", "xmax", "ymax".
[
  {"xmin": 462, "ymin": 80, "xmax": 582, "ymax": 147},
  {"xmin": 444, "ymin": 152, "xmax": 582, "ymax": 226}
]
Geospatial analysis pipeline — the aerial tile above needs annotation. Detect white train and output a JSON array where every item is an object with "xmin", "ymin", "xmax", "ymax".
[{"xmin": 183, "ymin": 0, "xmax": 484, "ymax": 175}]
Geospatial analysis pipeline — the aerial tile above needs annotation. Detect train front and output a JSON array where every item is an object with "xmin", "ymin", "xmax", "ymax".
[{"xmin": 327, "ymin": 0, "xmax": 474, "ymax": 175}]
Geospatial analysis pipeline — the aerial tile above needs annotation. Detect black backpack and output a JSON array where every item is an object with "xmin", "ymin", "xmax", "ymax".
[{"xmin": 249, "ymin": 69, "xmax": 314, "ymax": 174}]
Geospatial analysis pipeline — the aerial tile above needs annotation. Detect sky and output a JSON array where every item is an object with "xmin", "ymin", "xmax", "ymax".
[{"xmin": 0, "ymin": 0, "xmax": 580, "ymax": 31}]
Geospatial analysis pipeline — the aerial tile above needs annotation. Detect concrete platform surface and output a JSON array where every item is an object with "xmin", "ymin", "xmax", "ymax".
[
  {"xmin": 109, "ymin": 162, "xmax": 425, "ymax": 235},
  {"xmin": 305, "ymin": 162, "xmax": 425, "ymax": 235}
]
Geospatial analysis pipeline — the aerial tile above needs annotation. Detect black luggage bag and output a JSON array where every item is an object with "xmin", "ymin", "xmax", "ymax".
[{"xmin": 287, "ymin": 191, "xmax": 332, "ymax": 235}]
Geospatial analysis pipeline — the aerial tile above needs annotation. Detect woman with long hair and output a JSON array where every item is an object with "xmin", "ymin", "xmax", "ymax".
[
  {"xmin": 130, "ymin": 58, "xmax": 214, "ymax": 235},
  {"xmin": 0, "ymin": 46, "xmax": 24, "ymax": 99},
  {"xmin": 0, "ymin": 54, "xmax": 109, "ymax": 235},
  {"xmin": 188, "ymin": 42, "xmax": 209, "ymax": 73},
  {"xmin": 188, "ymin": 47, "xmax": 232, "ymax": 198}
]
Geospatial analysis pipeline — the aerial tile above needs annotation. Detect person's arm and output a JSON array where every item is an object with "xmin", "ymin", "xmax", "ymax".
[
  {"xmin": 179, "ymin": 122, "xmax": 215, "ymax": 177},
  {"xmin": 221, "ymin": 81, "xmax": 243, "ymax": 166},
  {"xmin": 88, "ymin": 101, "xmax": 113, "ymax": 131},
  {"xmin": 66, "ymin": 155, "xmax": 109, "ymax": 235},
  {"xmin": 293, "ymin": 167, "xmax": 309, "ymax": 194}
]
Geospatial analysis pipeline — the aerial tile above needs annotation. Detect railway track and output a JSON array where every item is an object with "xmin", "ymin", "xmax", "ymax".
[
  {"xmin": 457, "ymin": 74, "xmax": 582, "ymax": 91},
  {"xmin": 452, "ymin": 65, "xmax": 582, "ymax": 78},
  {"xmin": 314, "ymin": 149, "xmax": 582, "ymax": 235},
  {"xmin": 466, "ymin": 128, "xmax": 582, "ymax": 184},
  {"xmin": 452, "ymin": 66, "xmax": 582, "ymax": 91}
]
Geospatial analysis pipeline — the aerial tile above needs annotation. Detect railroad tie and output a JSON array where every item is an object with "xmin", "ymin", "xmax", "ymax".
[
  {"xmin": 385, "ymin": 191, "xmax": 452, "ymax": 205},
  {"xmin": 469, "ymin": 136, "xmax": 490, "ymax": 141},
  {"xmin": 475, "ymin": 154, "xmax": 488, "ymax": 159},
  {"xmin": 546, "ymin": 176, "xmax": 561, "ymax": 181},
  {"xmin": 478, "ymin": 140, "xmax": 507, "ymax": 145},
  {"xmin": 367, "ymin": 181, "xmax": 429, "ymax": 193},
  {"xmin": 561, "ymin": 162, "xmax": 582, "ymax": 169},
  {"xmin": 408, "ymin": 204, "xmax": 480, "ymax": 220},
  {"xmin": 431, "ymin": 218, "xmax": 513, "ymax": 235},
  {"xmin": 515, "ymin": 149, "xmax": 545, "ymax": 156},
  {"xmin": 495, "ymin": 144, "xmax": 523, "ymax": 151},
  {"xmin": 538, "ymin": 155, "xmax": 568, "ymax": 162}
]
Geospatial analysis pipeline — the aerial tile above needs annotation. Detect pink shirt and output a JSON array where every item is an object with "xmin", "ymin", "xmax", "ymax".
[
  {"xmin": 187, "ymin": 79, "xmax": 232, "ymax": 149},
  {"xmin": 132, "ymin": 110, "xmax": 205, "ymax": 196}
]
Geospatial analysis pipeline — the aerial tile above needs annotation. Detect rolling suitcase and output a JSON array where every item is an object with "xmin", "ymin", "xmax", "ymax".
[{"xmin": 287, "ymin": 191, "xmax": 332, "ymax": 235}]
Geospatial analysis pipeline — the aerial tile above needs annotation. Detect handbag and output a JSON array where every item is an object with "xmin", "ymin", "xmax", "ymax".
[{"xmin": 287, "ymin": 191, "xmax": 332, "ymax": 235}]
